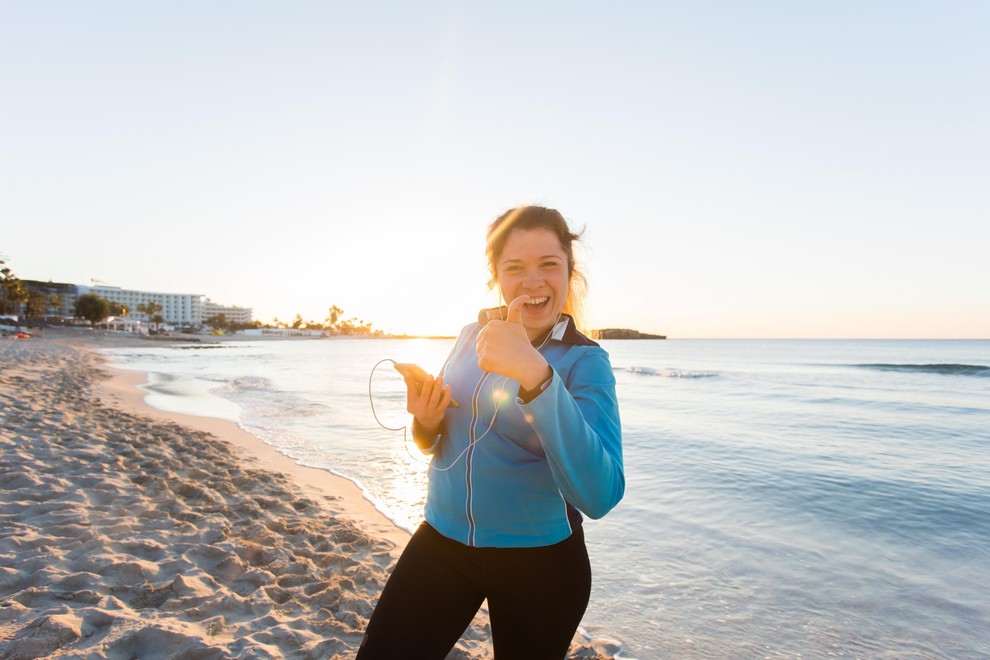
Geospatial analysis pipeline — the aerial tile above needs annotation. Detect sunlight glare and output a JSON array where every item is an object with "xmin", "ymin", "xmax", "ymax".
[{"xmin": 393, "ymin": 338, "xmax": 452, "ymax": 376}]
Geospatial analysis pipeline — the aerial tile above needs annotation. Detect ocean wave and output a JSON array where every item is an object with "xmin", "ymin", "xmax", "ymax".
[
  {"xmin": 253, "ymin": 400, "xmax": 331, "ymax": 418},
  {"xmin": 853, "ymin": 363, "xmax": 990, "ymax": 377},
  {"xmin": 219, "ymin": 376, "xmax": 273, "ymax": 392},
  {"xmin": 214, "ymin": 377, "xmax": 330, "ymax": 419},
  {"xmin": 617, "ymin": 366, "xmax": 718, "ymax": 378}
]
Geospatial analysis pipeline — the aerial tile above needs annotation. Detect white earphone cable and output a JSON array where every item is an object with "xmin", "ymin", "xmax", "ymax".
[{"xmin": 368, "ymin": 311, "xmax": 561, "ymax": 472}]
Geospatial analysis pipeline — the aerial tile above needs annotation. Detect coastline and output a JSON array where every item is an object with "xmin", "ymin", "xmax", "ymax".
[
  {"xmin": 0, "ymin": 332, "xmax": 617, "ymax": 658},
  {"xmin": 0, "ymin": 334, "xmax": 493, "ymax": 658},
  {"xmin": 93, "ymin": 361, "xmax": 412, "ymax": 556}
]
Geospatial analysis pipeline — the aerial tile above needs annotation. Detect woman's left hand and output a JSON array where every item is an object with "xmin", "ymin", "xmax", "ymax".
[{"xmin": 476, "ymin": 295, "xmax": 550, "ymax": 390}]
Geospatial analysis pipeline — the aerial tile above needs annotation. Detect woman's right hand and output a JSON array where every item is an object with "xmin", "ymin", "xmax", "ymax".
[{"xmin": 403, "ymin": 370, "xmax": 452, "ymax": 436}]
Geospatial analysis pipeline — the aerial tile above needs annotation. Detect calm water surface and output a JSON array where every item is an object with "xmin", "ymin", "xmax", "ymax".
[{"xmin": 102, "ymin": 338, "xmax": 990, "ymax": 658}]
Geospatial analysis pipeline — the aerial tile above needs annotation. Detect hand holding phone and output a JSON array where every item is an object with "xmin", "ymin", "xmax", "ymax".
[{"xmin": 393, "ymin": 362, "xmax": 460, "ymax": 408}]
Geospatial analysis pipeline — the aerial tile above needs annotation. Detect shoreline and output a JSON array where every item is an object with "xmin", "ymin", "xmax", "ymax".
[
  {"xmin": 0, "ymin": 333, "xmax": 617, "ymax": 658},
  {"xmin": 0, "ymin": 335, "xmax": 497, "ymax": 658},
  {"xmin": 93, "ymin": 359, "xmax": 413, "ymax": 556}
]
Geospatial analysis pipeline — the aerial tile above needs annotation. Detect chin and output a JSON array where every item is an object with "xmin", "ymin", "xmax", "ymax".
[{"xmin": 529, "ymin": 310, "xmax": 561, "ymax": 330}]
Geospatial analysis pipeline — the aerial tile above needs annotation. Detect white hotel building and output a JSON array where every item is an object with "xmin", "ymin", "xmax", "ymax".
[
  {"xmin": 77, "ymin": 285, "xmax": 207, "ymax": 327},
  {"xmin": 203, "ymin": 299, "xmax": 254, "ymax": 325}
]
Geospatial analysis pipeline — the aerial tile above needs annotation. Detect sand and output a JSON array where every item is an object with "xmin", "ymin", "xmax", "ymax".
[{"xmin": 0, "ymin": 333, "xmax": 616, "ymax": 659}]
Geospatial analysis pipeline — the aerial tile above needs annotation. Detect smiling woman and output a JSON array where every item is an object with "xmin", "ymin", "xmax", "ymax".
[
  {"xmin": 358, "ymin": 205, "xmax": 624, "ymax": 659},
  {"xmin": 485, "ymin": 206, "xmax": 588, "ymax": 335}
]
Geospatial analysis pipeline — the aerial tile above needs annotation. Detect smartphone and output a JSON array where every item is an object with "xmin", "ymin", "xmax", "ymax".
[{"xmin": 393, "ymin": 362, "xmax": 460, "ymax": 408}]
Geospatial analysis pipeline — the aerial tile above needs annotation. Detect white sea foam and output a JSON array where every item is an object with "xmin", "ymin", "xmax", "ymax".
[{"xmin": 619, "ymin": 365, "xmax": 717, "ymax": 378}]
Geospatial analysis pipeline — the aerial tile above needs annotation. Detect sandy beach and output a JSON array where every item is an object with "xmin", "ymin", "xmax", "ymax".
[{"xmin": 0, "ymin": 332, "xmax": 615, "ymax": 659}]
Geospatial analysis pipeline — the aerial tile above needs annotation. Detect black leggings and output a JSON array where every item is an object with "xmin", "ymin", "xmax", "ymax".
[{"xmin": 357, "ymin": 522, "xmax": 591, "ymax": 659}]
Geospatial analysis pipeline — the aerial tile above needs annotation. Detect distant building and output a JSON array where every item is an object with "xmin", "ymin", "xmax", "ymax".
[
  {"xmin": 77, "ymin": 285, "xmax": 206, "ymax": 327},
  {"xmin": 18, "ymin": 280, "xmax": 252, "ymax": 329},
  {"xmin": 21, "ymin": 280, "xmax": 79, "ymax": 318},
  {"xmin": 203, "ymin": 299, "xmax": 253, "ymax": 326}
]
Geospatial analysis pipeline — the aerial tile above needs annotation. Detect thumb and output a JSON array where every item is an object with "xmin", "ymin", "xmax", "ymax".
[{"xmin": 506, "ymin": 295, "xmax": 530, "ymax": 325}]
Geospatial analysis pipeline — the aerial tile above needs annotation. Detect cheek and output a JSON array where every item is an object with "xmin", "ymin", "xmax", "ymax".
[
  {"xmin": 556, "ymin": 279, "xmax": 570, "ymax": 310},
  {"xmin": 497, "ymin": 274, "xmax": 520, "ymax": 295}
]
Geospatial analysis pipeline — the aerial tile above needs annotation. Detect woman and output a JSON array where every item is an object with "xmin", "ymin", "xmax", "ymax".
[{"xmin": 358, "ymin": 206, "xmax": 624, "ymax": 659}]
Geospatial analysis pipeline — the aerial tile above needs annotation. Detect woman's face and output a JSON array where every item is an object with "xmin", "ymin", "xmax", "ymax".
[{"xmin": 496, "ymin": 228, "xmax": 570, "ymax": 341}]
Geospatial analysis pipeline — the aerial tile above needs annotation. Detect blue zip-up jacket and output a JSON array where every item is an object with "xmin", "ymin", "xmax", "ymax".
[{"xmin": 420, "ymin": 311, "xmax": 624, "ymax": 548}]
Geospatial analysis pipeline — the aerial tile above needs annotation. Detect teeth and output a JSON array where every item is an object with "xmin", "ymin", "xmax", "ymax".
[{"xmin": 525, "ymin": 297, "xmax": 549, "ymax": 305}]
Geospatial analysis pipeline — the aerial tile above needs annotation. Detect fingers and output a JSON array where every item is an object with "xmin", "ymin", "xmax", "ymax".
[
  {"xmin": 435, "ymin": 380, "xmax": 452, "ymax": 409},
  {"xmin": 505, "ymin": 295, "xmax": 530, "ymax": 325},
  {"xmin": 401, "ymin": 371, "xmax": 417, "ymax": 408},
  {"xmin": 425, "ymin": 375, "xmax": 444, "ymax": 408},
  {"xmin": 476, "ymin": 298, "xmax": 530, "ymax": 375},
  {"xmin": 404, "ymin": 372, "xmax": 449, "ymax": 416}
]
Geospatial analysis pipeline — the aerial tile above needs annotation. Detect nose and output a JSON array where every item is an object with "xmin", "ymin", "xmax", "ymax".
[{"xmin": 523, "ymin": 269, "xmax": 544, "ymax": 289}]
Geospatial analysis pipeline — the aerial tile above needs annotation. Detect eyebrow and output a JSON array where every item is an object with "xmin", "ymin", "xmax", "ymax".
[{"xmin": 500, "ymin": 255, "xmax": 563, "ymax": 266}]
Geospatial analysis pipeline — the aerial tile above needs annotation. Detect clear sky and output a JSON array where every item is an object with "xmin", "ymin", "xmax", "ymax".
[{"xmin": 2, "ymin": 1, "xmax": 987, "ymax": 338}]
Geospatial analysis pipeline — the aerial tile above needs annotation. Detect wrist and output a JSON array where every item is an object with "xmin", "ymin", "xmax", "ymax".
[
  {"xmin": 518, "ymin": 359, "xmax": 552, "ymax": 391},
  {"xmin": 518, "ymin": 366, "xmax": 553, "ymax": 403},
  {"xmin": 411, "ymin": 418, "xmax": 441, "ymax": 448}
]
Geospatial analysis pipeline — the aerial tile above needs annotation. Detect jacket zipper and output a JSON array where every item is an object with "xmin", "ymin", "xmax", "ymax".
[{"xmin": 465, "ymin": 371, "xmax": 489, "ymax": 546}]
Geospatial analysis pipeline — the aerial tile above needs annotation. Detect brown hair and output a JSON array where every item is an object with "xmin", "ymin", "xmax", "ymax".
[{"xmin": 485, "ymin": 205, "xmax": 587, "ymax": 326}]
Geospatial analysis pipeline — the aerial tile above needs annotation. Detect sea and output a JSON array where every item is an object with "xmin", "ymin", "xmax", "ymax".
[{"xmin": 99, "ymin": 338, "xmax": 990, "ymax": 659}]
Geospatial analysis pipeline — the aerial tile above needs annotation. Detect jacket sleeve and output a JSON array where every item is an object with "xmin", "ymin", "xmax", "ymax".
[
  {"xmin": 517, "ymin": 349, "xmax": 624, "ymax": 519},
  {"xmin": 413, "ymin": 323, "xmax": 475, "ymax": 455}
]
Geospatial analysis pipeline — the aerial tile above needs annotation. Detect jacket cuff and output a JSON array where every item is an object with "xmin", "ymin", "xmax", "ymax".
[{"xmin": 516, "ymin": 368, "xmax": 554, "ymax": 404}]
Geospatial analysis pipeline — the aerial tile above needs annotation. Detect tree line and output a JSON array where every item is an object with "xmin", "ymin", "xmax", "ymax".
[
  {"xmin": 73, "ymin": 295, "xmax": 378, "ymax": 335},
  {"xmin": 72, "ymin": 294, "xmax": 165, "ymax": 330},
  {"xmin": 1, "ymin": 260, "xmax": 63, "ymax": 321},
  {"xmin": 2, "ymin": 262, "xmax": 377, "ymax": 335},
  {"xmin": 260, "ymin": 305, "xmax": 378, "ymax": 336}
]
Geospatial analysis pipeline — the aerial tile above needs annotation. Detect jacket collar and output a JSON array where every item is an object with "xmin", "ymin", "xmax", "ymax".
[{"xmin": 477, "ymin": 307, "xmax": 599, "ymax": 347}]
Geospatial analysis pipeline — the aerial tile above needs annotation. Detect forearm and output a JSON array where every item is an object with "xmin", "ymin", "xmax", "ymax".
[
  {"xmin": 411, "ymin": 418, "xmax": 442, "ymax": 453},
  {"xmin": 520, "ymin": 373, "xmax": 624, "ymax": 518}
]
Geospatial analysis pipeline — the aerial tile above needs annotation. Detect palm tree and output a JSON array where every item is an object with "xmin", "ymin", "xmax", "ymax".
[
  {"xmin": 0, "ymin": 261, "xmax": 28, "ymax": 315},
  {"xmin": 26, "ymin": 291, "xmax": 47, "ymax": 320},
  {"xmin": 137, "ymin": 301, "xmax": 163, "ymax": 332},
  {"xmin": 326, "ymin": 305, "xmax": 344, "ymax": 329},
  {"xmin": 109, "ymin": 302, "xmax": 129, "ymax": 318},
  {"xmin": 48, "ymin": 294, "xmax": 62, "ymax": 318}
]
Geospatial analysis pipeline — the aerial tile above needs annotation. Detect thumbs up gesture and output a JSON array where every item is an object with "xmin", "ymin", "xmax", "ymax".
[{"xmin": 476, "ymin": 295, "xmax": 551, "ymax": 390}]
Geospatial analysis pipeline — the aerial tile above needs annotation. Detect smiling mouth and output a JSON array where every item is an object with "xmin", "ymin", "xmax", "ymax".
[{"xmin": 523, "ymin": 296, "xmax": 550, "ymax": 312}]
